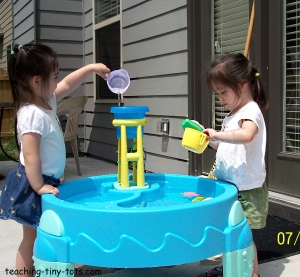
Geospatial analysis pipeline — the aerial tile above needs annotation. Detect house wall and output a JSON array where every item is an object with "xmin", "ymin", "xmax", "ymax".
[
  {"xmin": 83, "ymin": 1, "xmax": 119, "ymax": 163},
  {"xmin": 0, "ymin": 0, "xmax": 13, "ymax": 69},
  {"xmin": 121, "ymin": 0, "xmax": 188, "ymax": 174},
  {"xmin": 11, "ymin": 0, "xmax": 189, "ymax": 173},
  {"xmin": 12, "ymin": 0, "xmax": 86, "ymax": 155},
  {"xmin": 36, "ymin": 0, "xmax": 85, "ymax": 154},
  {"xmin": 12, "ymin": 0, "xmax": 35, "ymax": 44}
]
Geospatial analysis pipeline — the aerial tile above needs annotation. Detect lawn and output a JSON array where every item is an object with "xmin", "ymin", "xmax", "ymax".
[{"xmin": 0, "ymin": 136, "xmax": 19, "ymax": 161}]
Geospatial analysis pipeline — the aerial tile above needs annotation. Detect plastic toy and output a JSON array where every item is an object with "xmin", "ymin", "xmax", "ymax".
[
  {"xmin": 191, "ymin": 196, "xmax": 205, "ymax": 202},
  {"xmin": 182, "ymin": 127, "xmax": 209, "ymax": 154},
  {"xmin": 107, "ymin": 69, "xmax": 130, "ymax": 94},
  {"xmin": 107, "ymin": 68, "xmax": 130, "ymax": 106},
  {"xmin": 110, "ymin": 106, "xmax": 149, "ymax": 189},
  {"xmin": 181, "ymin": 192, "xmax": 200, "ymax": 197},
  {"xmin": 33, "ymin": 106, "xmax": 254, "ymax": 277},
  {"xmin": 181, "ymin": 118, "xmax": 204, "ymax": 132},
  {"xmin": 181, "ymin": 119, "xmax": 209, "ymax": 154}
]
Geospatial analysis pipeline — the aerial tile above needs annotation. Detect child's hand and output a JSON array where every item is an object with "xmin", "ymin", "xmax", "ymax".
[
  {"xmin": 203, "ymin": 128, "xmax": 218, "ymax": 141},
  {"xmin": 93, "ymin": 63, "xmax": 111, "ymax": 80},
  {"xmin": 37, "ymin": 184, "xmax": 59, "ymax": 197}
]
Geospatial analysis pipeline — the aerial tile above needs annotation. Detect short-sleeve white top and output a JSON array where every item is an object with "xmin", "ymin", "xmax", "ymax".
[
  {"xmin": 214, "ymin": 101, "xmax": 266, "ymax": 191},
  {"xmin": 17, "ymin": 94, "xmax": 66, "ymax": 179}
]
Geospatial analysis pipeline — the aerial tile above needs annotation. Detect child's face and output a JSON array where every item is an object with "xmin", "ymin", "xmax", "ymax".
[
  {"xmin": 41, "ymin": 71, "xmax": 58, "ymax": 100},
  {"xmin": 212, "ymin": 82, "xmax": 242, "ymax": 112},
  {"xmin": 48, "ymin": 71, "xmax": 58, "ymax": 97}
]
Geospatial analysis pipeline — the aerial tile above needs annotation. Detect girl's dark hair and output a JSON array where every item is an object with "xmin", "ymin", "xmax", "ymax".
[
  {"xmin": 8, "ymin": 42, "xmax": 59, "ymax": 110},
  {"xmin": 207, "ymin": 52, "xmax": 268, "ymax": 112}
]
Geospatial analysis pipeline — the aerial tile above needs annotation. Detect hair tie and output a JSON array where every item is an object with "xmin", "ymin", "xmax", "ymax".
[
  {"xmin": 255, "ymin": 72, "xmax": 260, "ymax": 77},
  {"xmin": 11, "ymin": 45, "xmax": 23, "ymax": 55}
]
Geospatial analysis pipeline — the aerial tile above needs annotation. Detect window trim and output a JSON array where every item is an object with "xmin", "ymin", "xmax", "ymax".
[
  {"xmin": 93, "ymin": 1, "xmax": 123, "ymax": 104},
  {"xmin": 283, "ymin": 0, "xmax": 287, "ymax": 152},
  {"xmin": 278, "ymin": 151, "xmax": 300, "ymax": 163},
  {"xmin": 187, "ymin": 0, "xmax": 213, "ymax": 175},
  {"xmin": 94, "ymin": 15, "xmax": 120, "ymax": 30},
  {"xmin": 281, "ymin": 0, "xmax": 300, "ymax": 157},
  {"xmin": 212, "ymin": 0, "xmax": 250, "ymax": 130}
]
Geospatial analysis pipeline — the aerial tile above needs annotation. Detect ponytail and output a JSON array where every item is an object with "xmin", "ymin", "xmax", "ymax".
[
  {"xmin": 252, "ymin": 68, "xmax": 268, "ymax": 112},
  {"xmin": 207, "ymin": 53, "xmax": 269, "ymax": 112}
]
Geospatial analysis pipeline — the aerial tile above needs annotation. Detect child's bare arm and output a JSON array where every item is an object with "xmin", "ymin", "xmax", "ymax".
[
  {"xmin": 22, "ymin": 133, "xmax": 59, "ymax": 196},
  {"xmin": 55, "ymin": 63, "xmax": 110, "ymax": 101},
  {"xmin": 204, "ymin": 120, "xmax": 258, "ymax": 144}
]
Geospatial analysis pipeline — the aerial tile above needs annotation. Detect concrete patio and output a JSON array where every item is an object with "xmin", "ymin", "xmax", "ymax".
[{"xmin": 0, "ymin": 157, "xmax": 299, "ymax": 277}]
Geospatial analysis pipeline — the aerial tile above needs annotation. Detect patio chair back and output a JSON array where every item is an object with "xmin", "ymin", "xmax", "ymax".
[{"xmin": 57, "ymin": 96, "xmax": 88, "ymax": 176}]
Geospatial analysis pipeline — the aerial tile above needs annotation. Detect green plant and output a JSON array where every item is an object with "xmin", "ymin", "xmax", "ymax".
[{"xmin": 0, "ymin": 118, "xmax": 19, "ymax": 161}]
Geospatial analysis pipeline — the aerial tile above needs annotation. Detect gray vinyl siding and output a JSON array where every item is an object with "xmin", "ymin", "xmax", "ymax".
[
  {"xmin": 85, "ymin": 101, "xmax": 117, "ymax": 161},
  {"xmin": 12, "ymin": 0, "xmax": 85, "ymax": 155},
  {"xmin": 37, "ymin": 0, "xmax": 85, "ymax": 155},
  {"xmin": 9, "ymin": 0, "xmax": 189, "ymax": 172},
  {"xmin": 13, "ymin": 0, "xmax": 34, "ymax": 44},
  {"xmin": 0, "ymin": 0, "xmax": 13, "ymax": 69},
  {"xmin": 36, "ymin": 0, "xmax": 83, "ymax": 76},
  {"xmin": 83, "ymin": 1, "xmax": 118, "ymax": 161},
  {"xmin": 122, "ymin": 0, "xmax": 188, "ymax": 174}
]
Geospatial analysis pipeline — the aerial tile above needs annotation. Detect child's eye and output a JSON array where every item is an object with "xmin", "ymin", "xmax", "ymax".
[{"xmin": 214, "ymin": 90, "xmax": 225, "ymax": 96}]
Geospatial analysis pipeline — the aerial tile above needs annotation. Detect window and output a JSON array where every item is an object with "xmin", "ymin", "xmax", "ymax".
[
  {"xmin": 284, "ymin": 0, "xmax": 300, "ymax": 153},
  {"xmin": 213, "ymin": 0, "xmax": 249, "ymax": 130},
  {"xmin": 94, "ymin": 0, "xmax": 121, "ymax": 101}
]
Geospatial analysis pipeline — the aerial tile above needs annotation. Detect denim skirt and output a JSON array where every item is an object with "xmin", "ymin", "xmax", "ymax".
[{"xmin": 0, "ymin": 165, "xmax": 60, "ymax": 229}]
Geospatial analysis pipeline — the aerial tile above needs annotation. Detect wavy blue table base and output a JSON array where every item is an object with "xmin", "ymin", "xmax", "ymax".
[
  {"xmin": 223, "ymin": 244, "xmax": 254, "ymax": 277},
  {"xmin": 33, "ymin": 244, "xmax": 254, "ymax": 277},
  {"xmin": 33, "ymin": 174, "xmax": 254, "ymax": 275},
  {"xmin": 33, "ymin": 257, "xmax": 74, "ymax": 277}
]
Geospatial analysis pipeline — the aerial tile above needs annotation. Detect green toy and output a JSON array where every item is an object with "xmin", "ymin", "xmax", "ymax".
[{"xmin": 181, "ymin": 119, "xmax": 204, "ymax": 132}]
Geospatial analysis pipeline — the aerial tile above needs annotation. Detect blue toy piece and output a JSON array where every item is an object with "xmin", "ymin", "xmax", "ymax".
[
  {"xmin": 33, "ymin": 174, "xmax": 254, "ymax": 276},
  {"xmin": 110, "ymin": 106, "xmax": 149, "ymax": 119},
  {"xmin": 110, "ymin": 106, "xmax": 149, "ymax": 139}
]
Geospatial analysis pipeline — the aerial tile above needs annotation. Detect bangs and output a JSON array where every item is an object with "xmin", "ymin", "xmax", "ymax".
[
  {"xmin": 207, "ymin": 65, "xmax": 228, "ymax": 90},
  {"xmin": 207, "ymin": 63, "xmax": 240, "ymax": 94},
  {"xmin": 45, "ymin": 53, "xmax": 59, "ymax": 76},
  {"xmin": 38, "ymin": 53, "xmax": 59, "ymax": 85}
]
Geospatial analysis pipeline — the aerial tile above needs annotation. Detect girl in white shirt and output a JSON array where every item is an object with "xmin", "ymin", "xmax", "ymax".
[
  {"xmin": 0, "ymin": 42, "xmax": 110, "ymax": 277},
  {"xmin": 204, "ymin": 53, "xmax": 268, "ymax": 277}
]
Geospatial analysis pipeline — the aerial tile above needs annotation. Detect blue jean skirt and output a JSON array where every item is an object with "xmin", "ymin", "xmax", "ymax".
[{"xmin": 0, "ymin": 165, "xmax": 60, "ymax": 229}]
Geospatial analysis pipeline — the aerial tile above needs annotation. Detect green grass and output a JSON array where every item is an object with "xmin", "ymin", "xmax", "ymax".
[{"xmin": 0, "ymin": 136, "xmax": 19, "ymax": 161}]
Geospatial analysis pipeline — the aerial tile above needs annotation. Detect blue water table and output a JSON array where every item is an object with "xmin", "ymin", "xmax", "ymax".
[{"xmin": 33, "ymin": 106, "xmax": 254, "ymax": 277}]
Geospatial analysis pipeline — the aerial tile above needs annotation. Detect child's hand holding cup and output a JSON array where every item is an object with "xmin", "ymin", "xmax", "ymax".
[{"xmin": 181, "ymin": 119, "xmax": 209, "ymax": 154}]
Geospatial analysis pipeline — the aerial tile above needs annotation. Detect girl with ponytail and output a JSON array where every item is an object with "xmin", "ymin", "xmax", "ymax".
[{"xmin": 204, "ymin": 53, "xmax": 268, "ymax": 277}]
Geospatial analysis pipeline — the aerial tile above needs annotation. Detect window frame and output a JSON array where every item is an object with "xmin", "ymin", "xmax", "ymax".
[
  {"xmin": 93, "ymin": 1, "xmax": 122, "ymax": 104},
  {"xmin": 282, "ymin": 0, "xmax": 300, "ymax": 155},
  {"xmin": 212, "ymin": 0, "xmax": 250, "ymax": 130}
]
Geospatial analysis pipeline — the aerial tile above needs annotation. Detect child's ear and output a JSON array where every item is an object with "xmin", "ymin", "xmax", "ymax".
[
  {"xmin": 238, "ymin": 80, "xmax": 248, "ymax": 91},
  {"xmin": 30, "ymin": 76, "xmax": 41, "ymax": 89}
]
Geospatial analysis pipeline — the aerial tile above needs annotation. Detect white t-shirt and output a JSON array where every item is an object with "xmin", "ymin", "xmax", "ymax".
[
  {"xmin": 214, "ymin": 101, "xmax": 266, "ymax": 191},
  {"xmin": 17, "ymin": 94, "xmax": 66, "ymax": 179}
]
